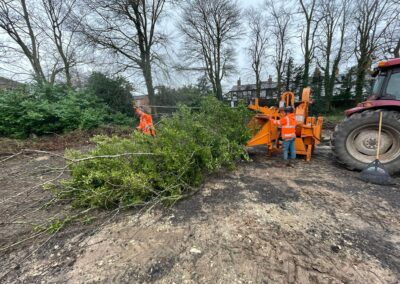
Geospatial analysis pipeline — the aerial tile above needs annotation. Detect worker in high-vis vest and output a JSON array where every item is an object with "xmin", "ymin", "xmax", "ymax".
[
  {"xmin": 270, "ymin": 106, "xmax": 296, "ymax": 167},
  {"xmin": 135, "ymin": 107, "xmax": 155, "ymax": 136}
]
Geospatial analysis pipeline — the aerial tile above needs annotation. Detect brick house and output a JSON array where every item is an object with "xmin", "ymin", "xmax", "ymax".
[
  {"xmin": 225, "ymin": 76, "xmax": 278, "ymax": 107},
  {"xmin": 133, "ymin": 94, "xmax": 150, "ymax": 112}
]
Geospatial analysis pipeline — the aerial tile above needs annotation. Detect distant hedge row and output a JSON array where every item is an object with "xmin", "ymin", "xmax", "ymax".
[{"xmin": 0, "ymin": 85, "xmax": 133, "ymax": 138}]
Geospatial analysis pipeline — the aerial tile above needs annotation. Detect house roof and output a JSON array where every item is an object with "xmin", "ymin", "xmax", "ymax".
[
  {"xmin": 133, "ymin": 95, "xmax": 148, "ymax": 100},
  {"xmin": 229, "ymin": 80, "xmax": 277, "ymax": 92},
  {"xmin": 0, "ymin": 76, "xmax": 22, "ymax": 88}
]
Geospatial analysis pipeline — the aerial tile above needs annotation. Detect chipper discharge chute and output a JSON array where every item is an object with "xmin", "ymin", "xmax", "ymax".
[{"xmin": 247, "ymin": 87, "xmax": 323, "ymax": 161}]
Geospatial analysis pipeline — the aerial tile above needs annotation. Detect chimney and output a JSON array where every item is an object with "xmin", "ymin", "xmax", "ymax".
[
  {"xmin": 268, "ymin": 75, "xmax": 272, "ymax": 85},
  {"xmin": 313, "ymin": 67, "xmax": 321, "ymax": 77},
  {"xmin": 237, "ymin": 78, "xmax": 241, "ymax": 86}
]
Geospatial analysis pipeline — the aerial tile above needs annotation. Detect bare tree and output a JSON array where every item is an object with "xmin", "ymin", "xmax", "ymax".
[
  {"xmin": 180, "ymin": 0, "xmax": 241, "ymax": 101},
  {"xmin": 0, "ymin": 0, "xmax": 81, "ymax": 84},
  {"xmin": 380, "ymin": 12, "xmax": 400, "ymax": 58},
  {"xmin": 0, "ymin": 0, "xmax": 47, "ymax": 82},
  {"xmin": 266, "ymin": 0, "xmax": 292, "ymax": 96},
  {"xmin": 77, "ymin": 0, "xmax": 168, "ymax": 107},
  {"xmin": 353, "ymin": 0, "xmax": 399, "ymax": 101},
  {"xmin": 246, "ymin": 7, "xmax": 268, "ymax": 98},
  {"xmin": 316, "ymin": 0, "xmax": 349, "ymax": 111},
  {"xmin": 41, "ymin": 0, "xmax": 79, "ymax": 86},
  {"xmin": 298, "ymin": 0, "xmax": 320, "ymax": 88}
]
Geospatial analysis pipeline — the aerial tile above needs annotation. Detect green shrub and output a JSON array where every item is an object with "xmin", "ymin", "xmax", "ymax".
[
  {"xmin": 153, "ymin": 85, "xmax": 207, "ymax": 113},
  {"xmin": 86, "ymin": 72, "xmax": 134, "ymax": 116},
  {"xmin": 57, "ymin": 97, "xmax": 252, "ymax": 209},
  {"xmin": 0, "ymin": 84, "xmax": 133, "ymax": 138},
  {"xmin": 107, "ymin": 112, "xmax": 135, "ymax": 126}
]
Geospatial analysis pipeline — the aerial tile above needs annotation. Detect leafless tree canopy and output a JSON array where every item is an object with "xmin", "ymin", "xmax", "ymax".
[
  {"xmin": 265, "ymin": 0, "xmax": 292, "ymax": 95},
  {"xmin": 0, "ymin": 0, "xmax": 81, "ymax": 84},
  {"xmin": 75, "ymin": 0, "xmax": 168, "ymax": 105},
  {"xmin": 315, "ymin": 0, "xmax": 350, "ymax": 110},
  {"xmin": 246, "ymin": 7, "xmax": 268, "ymax": 98},
  {"xmin": 180, "ymin": 0, "xmax": 241, "ymax": 101},
  {"xmin": 41, "ymin": 0, "xmax": 79, "ymax": 86},
  {"xmin": 353, "ymin": 0, "xmax": 399, "ymax": 100},
  {"xmin": 298, "ymin": 0, "xmax": 320, "ymax": 88},
  {"xmin": 0, "ymin": 0, "xmax": 399, "ymax": 101},
  {"xmin": 0, "ymin": 0, "xmax": 46, "ymax": 82}
]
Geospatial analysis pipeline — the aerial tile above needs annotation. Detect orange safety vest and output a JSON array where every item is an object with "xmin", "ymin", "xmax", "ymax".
[
  {"xmin": 136, "ymin": 110, "xmax": 155, "ymax": 136},
  {"xmin": 271, "ymin": 113, "xmax": 296, "ymax": 140}
]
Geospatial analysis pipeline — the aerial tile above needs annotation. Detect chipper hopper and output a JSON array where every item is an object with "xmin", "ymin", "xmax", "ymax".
[{"xmin": 247, "ymin": 88, "xmax": 323, "ymax": 161}]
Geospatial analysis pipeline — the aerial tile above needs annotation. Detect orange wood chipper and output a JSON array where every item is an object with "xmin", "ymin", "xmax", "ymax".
[{"xmin": 247, "ymin": 87, "xmax": 323, "ymax": 161}]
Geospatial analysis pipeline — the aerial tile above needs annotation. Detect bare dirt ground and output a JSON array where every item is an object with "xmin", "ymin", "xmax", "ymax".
[{"xmin": 0, "ymin": 132, "xmax": 399, "ymax": 283}]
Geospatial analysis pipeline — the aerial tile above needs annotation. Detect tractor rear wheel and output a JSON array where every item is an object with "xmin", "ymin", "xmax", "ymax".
[{"xmin": 332, "ymin": 110, "xmax": 400, "ymax": 174}]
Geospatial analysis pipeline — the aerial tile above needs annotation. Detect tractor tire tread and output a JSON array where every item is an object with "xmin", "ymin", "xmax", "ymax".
[{"xmin": 332, "ymin": 110, "xmax": 400, "ymax": 174}]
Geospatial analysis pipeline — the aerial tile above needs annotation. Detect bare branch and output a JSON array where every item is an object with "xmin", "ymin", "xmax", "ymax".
[
  {"xmin": 179, "ymin": 0, "xmax": 242, "ymax": 100},
  {"xmin": 76, "ymin": 0, "xmax": 169, "ymax": 108},
  {"xmin": 245, "ymin": 7, "xmax": 268, "ymax": 98}
]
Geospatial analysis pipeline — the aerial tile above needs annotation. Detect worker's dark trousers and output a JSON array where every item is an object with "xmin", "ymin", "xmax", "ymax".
[{"xmin": 283, "ymin": 138, "xmax": 296, "ymax": 160}]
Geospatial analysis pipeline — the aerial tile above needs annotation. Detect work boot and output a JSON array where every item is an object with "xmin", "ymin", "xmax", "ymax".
[
  {"xmin": 287, "ymin": 160, "xmax": 295, "ymax": 168},
  {"xmin": 274, "ymin": 162, "xmax": 287, "ymax": 168}
]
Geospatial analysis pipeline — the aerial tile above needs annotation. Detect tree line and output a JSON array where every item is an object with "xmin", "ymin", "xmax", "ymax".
[
  {"xmin": 247, "ymin": 0, "xmax": 399, "ymax": 111},
  {"xmin": 0, "ymin": 0, "xmax": 399, "ymax": 111}
]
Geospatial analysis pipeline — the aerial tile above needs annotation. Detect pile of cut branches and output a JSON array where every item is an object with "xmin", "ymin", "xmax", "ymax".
[{"xmin": 56, "ymin": 97, "xmax": 251, "ymax": 209}]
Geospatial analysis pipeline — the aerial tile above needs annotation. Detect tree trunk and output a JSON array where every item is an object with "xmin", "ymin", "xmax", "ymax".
[
  {"xmin": 65, "ymin": 65, "xmax": 72, "ymax": 87},
  {"xmin": 285, "ymin": 58, "xmax": 293, "ymax": 90},
  {"xmin": 355, "ymin": 58, "xmax": 368, "ymax": 102},
  {"xmin": 255, "ymin": 72, "xmax": 261, "ymax": 98},
  {"xmin": 21, "ymin": 0, "xmax": 46, "ymax": 83},
  {"xmin": 206, "ymin": 65, "xmax": 217, "ymax": 98},
  {"xmin": 215, "ymin": 78, "xmax": 223, "ymax": 101},
  {"xmin": 326, "ymin": 74, "xmax": 337, "ymax": 112},
  {"xmin": 302, "ymin": 11, "xmax": 312, "ymax": 88},
  {"xmin": 31, "ymin": 58, "xmax": 46, "ymax": 84},
  {"xmin": 324, "ymin": 71, "xmax": 331, "ymax": 112},
  {"xmin": 142, "ymin": 57, "xmax": 155, "ymax": 113},
  {"xmin": 57, "ymin": 43, "xmax": 72, "ymax": 87},
  {"xmin": 277, "ymin": 71, "xmax": 282, "ymax": 103},
  {"xmin": 303, "ymin": 52, "xmax": 310, "ymax": 88}
]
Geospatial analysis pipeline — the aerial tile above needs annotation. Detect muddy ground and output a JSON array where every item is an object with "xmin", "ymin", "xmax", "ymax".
[{"xmin": 0, "ymin": 133, "xmax": 399, "ymax": 283}]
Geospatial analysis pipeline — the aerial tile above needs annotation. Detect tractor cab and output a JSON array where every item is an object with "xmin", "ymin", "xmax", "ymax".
[
  {"xmin": 370, "ymin": 58, "xmax": 400, "ymax": 101},
  {"xmin": 345, "ymin": 58, "xmax": 400, "ymax": 117}
]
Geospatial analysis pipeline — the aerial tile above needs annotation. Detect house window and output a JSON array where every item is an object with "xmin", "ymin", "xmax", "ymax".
[{"xmin": 385, "ymin": 72, "xmax": 400, "ymax": 99}]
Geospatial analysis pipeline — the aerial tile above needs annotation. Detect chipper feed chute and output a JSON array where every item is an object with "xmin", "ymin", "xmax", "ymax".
[{"xmin": 247, "ymin": 88, "xmax": 323, "ymax": 161}]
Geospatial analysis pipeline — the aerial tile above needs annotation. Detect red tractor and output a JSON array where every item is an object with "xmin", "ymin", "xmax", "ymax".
[{"xmin": 332, "ymin": 58, "xmax": 400, "ymax": 174}]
